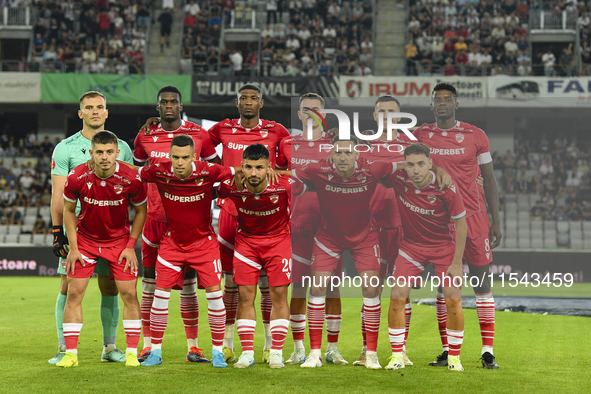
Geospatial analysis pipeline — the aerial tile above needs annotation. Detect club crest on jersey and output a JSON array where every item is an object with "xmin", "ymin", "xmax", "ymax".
[
  {"xmin": 152, "ymin": 136, "xmax": 159, "ymax": 142},
  {"xmin": 429, "ymin": 132, "xmax": 434, "ymax": 138},
  {"xmin": 242, "ymin": 196, "xmax": 247, "ymax": 202},
  {"xmin": 294, "ymin": 145, "xmax": 301, "ymax": 151},
  {"xmin": 455, "ymin": 133, "xmax": 464, "ymax": 143},
  {"xmin": 270, "ymin": 194, "xmax": 279, "ymax": 204},
  {"xmin": 427, "ymin": 194, "xmax": 436, "ymax": 204},
  {"xmin": 87, "ymin": 182, "xmax": 93, "ymax": 189},
  {"xmin": 232, "ymin": 128, "xmax": 238, "ymax": 133},
  {"xmin": 114, "ymin": 185, "xmax": 123, "ymax": 194},
  {"xmin": 195, "ymin": 178, "xmax": 204, "ymax": 186},
  {"xmin": 328, "ymin": 174, "xmax": 334, "ymax": 181},
  {"xmin": 260, "ymin": 129, "xmax": 268, "ymax": 138},
  {"xmin": 357, "ymin": 174, "xmax": 366, "ymax": 183}
]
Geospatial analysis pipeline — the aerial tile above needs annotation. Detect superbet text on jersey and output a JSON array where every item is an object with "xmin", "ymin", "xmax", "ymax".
[
  {"xmin": 138, "ymin": 161, "xmax": 234, "ymax": 245},
  {"xmin": 133, "ymin": 120, "xmax": 217, "ymax": 222},
  {"xmin": 413, "ymin": 121, "xmax": 491, "ymax": 218},
  {"xmin": 63, "ymin": 162, "xmax": 147, "ymax": 247}
]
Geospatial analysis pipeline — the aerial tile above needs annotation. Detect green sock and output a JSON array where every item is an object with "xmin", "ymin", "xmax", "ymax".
[
  {"xmin": 56, "ymin": 293, "xmax": 67, "ymax": 348},
  {"xmin": 100, "ymin": 295, "xmax": 120, "ymax": 347}
]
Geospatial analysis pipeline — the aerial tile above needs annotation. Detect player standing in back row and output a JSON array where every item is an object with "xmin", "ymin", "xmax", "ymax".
[
  {"xmin": 413, "ymin": 83, "xmax": 501, "ymax": 369},
  {"xmin": 133, "ymin": 86, "xmax": 220, "ymax": 364},
  {"xmin": 49, "ymin": 91, "xmax": 134, "ymax": 364},
  {"xmin": 208, "ymin": 84, "xmax": 290, "ymax": 363}
]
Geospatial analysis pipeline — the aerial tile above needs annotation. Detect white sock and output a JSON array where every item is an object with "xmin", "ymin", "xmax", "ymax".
[
  {"xmin": 263, "ymin": 323, "xmax": 272, "ymax": 351},
  {"xmin": 103, "ymin": 344, "xmax": 116, "ymax": 353},
  {"xmin": 294, "ymin": 340, "xmax": 305, "ymax": 350},
  {"xmin": 224, "ymin": 324, "xmax": 235, "ymax": 350},
  {"xmin": 327, "ymin": 342, "xmax": 338, "ymax": 352},
  {"xmin": 482, "ymin": 346, "xmax": 493, "ymax": 356},
  {"xmin": 187, "ymin": 339, "xmax": 198, "ymax": 350}
]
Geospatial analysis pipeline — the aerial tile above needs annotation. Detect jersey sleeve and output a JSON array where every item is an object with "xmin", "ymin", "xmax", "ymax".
[
  {"xmin": 207, "ymin": 162, "xmax": 235, "ymax": 182},
  {"xmin": 208, "ymin": 121, "xmax": 223, "ymax": 147},
  {"xmin": 475, "ymin": 129, "xmax": 492, "ymax": 166},
  {"xmin": 62, "ymin": 170, "xmax": 79, "ymax": 203},
  {"xmin": 119, "ymin": 141, "xmax": 134, "ymax": 165},
  {"xmin": 273, "ymin": 125, "xmax": 291, "ymax": 169},
  {"xmin": 277, "ymin": 137, "xmax": 291, "ymax": 169},
  {"xmin": 200, "ymin": 130, "xmax": 218, "ymax": 161},
  {"xmin": 129, "ymin": 177, "xmax": 148, "ymax": 206},
  {"xmin": 51, "ymin": 142, "xmax": 71, "ymax": 176},
  {"xmin": 292, "ymin": 161, "xmax": 316, "ymax": 185},
  {"xmin": 369, "ymin": 161, "xmax": 397, "ymax": 180},
  {"xmin": 444, "ymin": 183, "xmax": 466, "ymax": 220},
  {"xmin": 133, "ymin": 133, "xmax": 148, "ymax": 163},
  {"xmin": 217, "ymin": 178, "xmax": 232, "ymax": 199},
  {"xmin": 138, "ymin": 164, "xmax": 157, "ymax": 183}
]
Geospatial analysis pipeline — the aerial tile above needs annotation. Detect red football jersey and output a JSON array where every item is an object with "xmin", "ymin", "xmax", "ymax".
[
  {"xmin": 294, "ymin": 157, "xmax": 396, "ymax": 237},
  {"xmin": 133, "ymin": 120, "xmax": 218, "ymax": 223},
  {"xmin": 413, "ymin": 121, "xmax": 492, "ymax": 218},
  {"xmin": 360, "ymin": 134, "xmax": 414, "ymax": 228},
  {"xmin": 279, "ymin": 133, "xmax": 332, "ymax": 230},
  {"xmin": 208, "ymin": 118, "xmax": 290, "ymax": 215},
  {"xmin": 388, "ymin": 170, "xmax": 466, "ymax": 248},
  {"xmin": 217, "ymin": 176, "xmax": 291, "ymax": 237},
  {"xmin": 138, "ymin": 161, "xmax": 234, "ymax": 246},
  {"xmin": 63, "ymin": 162, "xmax": 147, "ymax": 248}
]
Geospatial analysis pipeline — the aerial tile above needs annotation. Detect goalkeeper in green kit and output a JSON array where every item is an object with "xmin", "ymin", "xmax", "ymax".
[{"xmin": 48, "ymin": 91, "xmax": 134, "ymax": 364}]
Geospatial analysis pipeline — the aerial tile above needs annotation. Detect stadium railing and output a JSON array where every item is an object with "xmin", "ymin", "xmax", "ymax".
[
  {"xmin": 0, "ymin": 6, "xmax": 33, "ymax": 27},
  {"xmin": 529, "ymin": 9, "xmax": 578, "ymax": 31}
]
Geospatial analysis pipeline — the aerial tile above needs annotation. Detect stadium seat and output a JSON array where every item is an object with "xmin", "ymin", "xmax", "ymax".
[
  {"xmin": 544, "ymin": 234, "xmax": 557, "ymax": 248},
  {"xmin": 505, "ymin": 237, "xmax": 517, "ymax": 248},
  {"xmin": 505, "ymin": 194, "xmax": 517, "ymax": 203},
  {"xmin": 7, "ymin": 225, "xmax": 21, "ymax": 235},
  {"xmin": 570, "ymin": 221, "xmax": 582, "ymax": 232},
  {"xmin": 505, "ymin": 202, "xmax": 518, "ymax": 214},
  {"xmin": 39, "ymin": 206, "xmax": 50, "ymax": 217},
  {"xmin": 21, "ymin": 224, "xmax": 33, "ymax": 233},
  {"xmin": 557, "ymin": 222, "xmax": 569, "ymax": 233},
  {"xmin": 531, "ymin": 238, "xmax": 544, "ymax": 248},
  {"xmin": 557, "ymin": 233, "xmax": 569, "ymax": 246},
  {"xmin": 18, "ymin": 234, "xmax": 32, "ymax": 244},
  {"xmin": 517, "ymin": 195, "xmax": 529, "ymax": 210},
  {"xmin": 4, "ymin": 234, "xmax": 19, "ymax": 243},
  {"xmin": 23, "ymin": 215, "xmax": 37, "ymax": 226},
  {"xmin": 583, "ymin": 221, "xmax": 591, "ymax": 234},
  {"xmin": 518, "ymin": 237, "xmax": 530, "ymax": 248},
  {"xmin": 1, "ymin": 158, "xmax": 14, "ymax": 167},
  {"xmin": 531, "ymin": 228, "xmax": 543, "ymax": 238},
  {"xmin": 531, "ymin": 221, "xmax": 543, "ymax": 230},
  {"xmin": 543, "ymin": 221, "xmax": 556, "ymax": 231},
  {"xmin": 583, "ymin": 239, "xmax": 591, "ymax": 249},
  {"xmin": 571, "ymin": 238, "xmax": 583, "ymax": 249},
  {"xmin": 16, "ymin": 206, "xmax": 25, "ymax": 216},
  {"xmin": 517, "ymin": 211, "xmax": 530, "ymax": 222},
  {"xmin": 31, "ymin": 234, "xmax": 47, "ymax": 245}
]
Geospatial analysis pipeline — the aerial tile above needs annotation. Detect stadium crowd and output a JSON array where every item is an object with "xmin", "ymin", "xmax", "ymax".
[
  {"xmin": 182, "ymin": 0, "xmax": 374, "ymax": 76},
  {"xmin": 494, "ymin": 131, "xmax": 591, "ymax": 221},
  {"xmin": 26, "ymin": 0, "xmax": 154, "ymax": 74}
]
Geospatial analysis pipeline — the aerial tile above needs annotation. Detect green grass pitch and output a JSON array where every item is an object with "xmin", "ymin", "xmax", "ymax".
[{"xmin": 0, "ymin": 277, "xmax": 589, "ymax": 393}]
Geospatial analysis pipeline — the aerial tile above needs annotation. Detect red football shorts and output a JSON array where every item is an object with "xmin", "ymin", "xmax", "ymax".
[
  {"xmin": 68, "ymin": 236, "xmax": 136, "ymax": 281},
  {"xmin": 217, "ymin": 210, "xmax": 238, "ymax": 273},
  {"xmin": 233, "ymin": 232, "xmax": 291, "ymax": 287},
  {"xmin": 141, "ymin": 217, "xmax": 167, "ymax": 268},
  {"xmin": 392, "ymin": 241, "xmax": 456, "ymax": 284},
  {"xmin": 379, "ymin": 227, "xmax": 402, "ymax": 278},
  {"xmin": 463, "ymin": 211, "xmax": 493, "ymax": 267},
  {"xmin": 156, "ymin": 233, "xmax": 222, "ymax": 290},
  {"xmin": 311, "ymin": 226, "xmax": 381, "ymax": 274}
]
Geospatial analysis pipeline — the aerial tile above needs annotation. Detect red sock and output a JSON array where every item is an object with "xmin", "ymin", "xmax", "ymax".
[
  {"xmin": 360, "ymin": 308, "xmax": 367, "ymax": 347},
  {"xmin": 404, "ymin": 302, "xmax": 412, "ymax": 342},
  {"xmin": 270, "ymin": 319, "xmax": 289, "ymax": 351},
  {"xmin": 290, "ymin": 314, "xmax": 306, "ymax": 341},
  {"xmin": 436, "ymin": 292, "xmax": 448, "ymax": 351},
  {"xmin": 222, "ymin": 279, "xmax": 239, "ymax": 326},
  {"xmin": 141, "ymin": 278, "xmax": 155, "ymax": 343},
  {"xmin": 259, "ymin": 285, "xmax": 272, "ymax": 325},
  {"xmin": 206, "ymin": 290, "xmax": 226, "ymax": 348},
  {"xmin": 325, "ymin": 314, "xmax": 341, "ymax": 345},
  {"xmin": 236, "ymin": 319, "xmax": 256, "ymax": 351},
  {"xmin": 307, "ymin": 295, "xmax": 325, "ymax": 350},
  {"xmin": 476, "ymin": 292, "xmax": 495, "ymax": 348},
  {"xmin": 150, "ymin": 289, "xmax": 171, "ymax": 348},
  {"xmin": 180, "ymin": 278, "xmax": 198, "ymax": 345},
  {"xmin": 447, "ymin": 329, "xmax": 464, "ymax": 356},
  {"xmin": 388, "ymin": 327, "xmax": 405, "ymax": 353},
  {"xmin": 363, "ymin": 297, "xmax": 381, "ymax": 352},
  {"xmin": 123, "ymin": 320, "xmax": 141, "ymax": 350},
  {"xmin": 63, "ymin": 323, "xmax": 82, "ymax": 352}
]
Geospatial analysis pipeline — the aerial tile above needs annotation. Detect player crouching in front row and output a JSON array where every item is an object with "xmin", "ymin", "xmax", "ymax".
[
  {"xmin": 217, "ymin": 144, "xmax": 292, "ymax": 369},
  {"xmin": 385, "ymin": 143, "xmax": 467, "ymax": 372},
  {"xmin": 57, "ymin": 131, "xmax": 148, "ymax": 368}
]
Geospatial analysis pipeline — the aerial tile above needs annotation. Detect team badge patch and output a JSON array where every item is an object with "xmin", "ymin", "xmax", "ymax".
[
  {"xmin": 427, "ymin": 195, "xmax": 436, "ymax": 204},
  {"xmin": 270, "ymin": 194, "xmax": 279, "ymax": 203},
  {"xmin": 195, "ymin": 178, "xmax": 204, "ymax": 186},
  {"xmin": 456, "ymin": 133, "xmax": 464, "ymax": 143},
  {"xmin": 114, "ymin": 185, "xmax": 124, "ymax": 194},
  {"xmin": 357, "ymin": 174, "xmax": 366, "ymax": 183},
  {"xmin": 260, "ymin": 129, "xmax": 268, "ymax": 138}
]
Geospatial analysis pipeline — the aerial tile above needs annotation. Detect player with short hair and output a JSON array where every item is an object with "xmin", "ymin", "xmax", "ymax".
[
  {"xmin": 217, "ymin": 144, "xmax": 292, "ymax": 369},
  {"xmin": 278, "ymin": 92, "xmax": 347, "ymax": 365},
  {"xmin": 354, "ymin": 95, "xmax": 415, "ymax": 367},
  {"xmin": 56, "ymin": 131, "xmax": 147, "ymax": 368},
  {"xmin": 384, "ymin": 142, "xmax": 467, "ymax": 372},
  {"xmin": 49, "ymin": 91, "xmax": 134, "ymax": 364},
  {"xmin": 414, "ymin": 83, "xmax": 501, "ymax": 369},
  {"xmin": 133, "ymin": 85, "xmax": 219, "ymax": 363},
  {"xmin": 208, "ymin": 83, "xmax": 290, "ymax": 363},
  {"xmin": 136, "ymin": 134, "xmax": 238, "ymax": 367}
]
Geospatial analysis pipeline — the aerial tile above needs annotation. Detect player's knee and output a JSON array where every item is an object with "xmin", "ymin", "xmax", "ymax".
[
  {"xmin": 98, "ymin": 275, "xmax": 119, "ymax": 296},
  {"xmin": 445, "ymin": 297, "xmax": 463, "ymax": 311}
]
